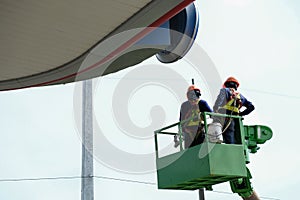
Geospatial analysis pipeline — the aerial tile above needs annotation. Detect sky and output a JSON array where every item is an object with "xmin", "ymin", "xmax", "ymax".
[{"xmin": 0, "ymin": 0, "xmax": 300, "ymax": 199}]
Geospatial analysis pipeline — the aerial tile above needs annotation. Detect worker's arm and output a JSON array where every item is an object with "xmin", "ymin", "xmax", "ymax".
[
  {"xmin": 239, "ymin": 94, "xmax": 255, "ymax": 116},
  {"xmin": 213, "ymin": 88, "xmax": 227, "ymax": 112},
  {"xmin": 179, "ymin": 101, "xmax": 189, "ymax": 121},
  {"xmin": 199, "ymin": 100, "xmax": 213, "ymax": 112}
]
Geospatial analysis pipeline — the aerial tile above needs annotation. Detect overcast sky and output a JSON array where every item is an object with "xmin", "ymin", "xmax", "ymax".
[{"xmin": 0, "ymin": 0, "xmax": 299, "ymax": 200}]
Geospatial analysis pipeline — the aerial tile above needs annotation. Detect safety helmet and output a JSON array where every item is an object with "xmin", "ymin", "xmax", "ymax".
[
  {"xmin": 224, "ymin": 77, "xmax": 240, "ymax": 90},
  {"xmin": 187, "ymin": 85, "xmax": 201, "ymax": 100}
]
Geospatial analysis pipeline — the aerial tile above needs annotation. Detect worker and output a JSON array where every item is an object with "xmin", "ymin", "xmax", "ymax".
[
  {"xmin": 212, "ymin": 77, "xmax": 255, "ymax": 144},
  {"xmin": 179, "ymin": 85, "xmax": 212, "ymax": 148}
]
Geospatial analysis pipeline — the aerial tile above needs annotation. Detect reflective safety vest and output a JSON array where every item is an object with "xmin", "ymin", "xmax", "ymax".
[
  {"xmin": 186, "ymin": 108, "xmax": 200, "ymax": 126},
  {"xmin": 222, "ymin": 93, "xmax": 241, "ymax": 113},
  {"xmin": 182, "ymin": 102, "xmax": 201, "ymax": 127}
]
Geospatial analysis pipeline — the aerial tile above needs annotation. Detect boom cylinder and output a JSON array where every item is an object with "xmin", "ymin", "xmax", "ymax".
[{"xmin": 243, "ymin": 191, "xmax": 260, "ymax": 200}]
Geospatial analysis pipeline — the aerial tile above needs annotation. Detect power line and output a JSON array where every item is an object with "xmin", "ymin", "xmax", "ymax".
[
  {"xmin": 208, "ymin": 190, "xmax": 280, "ymax": 200},
  {"xmin": 259, "ymin": 197, "xmax": 281, "ymax": 200},
  {"xmin": 93, "ymin": 175, "xmax": 155, "ymax": 185},
  {"xmin": 97, "ymin": 77, "xmax": 300, "ymax": 99},
  {"xmin": 0, "ymin": 175, "xmax": 279, "ymax": 199},
  {"xmin": 0, "ymin": 175, "xmax": 155, "ymax": 185},
  {"xmin": 0, "ymin": 176, "xmax": 82, "ymax": 182},
  {"xmin": 243, "ymin": 88, "xmax": 300, "ymax": 99}
]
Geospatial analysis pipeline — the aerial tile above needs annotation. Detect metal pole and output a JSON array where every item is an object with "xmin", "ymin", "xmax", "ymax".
[
  {"xmin": 81, "ymin": 79, "xmax": 94, "ymax": 200},
  {"xmin": 199, "ymin": 188, "xmax": 205, "ymax": 200}
]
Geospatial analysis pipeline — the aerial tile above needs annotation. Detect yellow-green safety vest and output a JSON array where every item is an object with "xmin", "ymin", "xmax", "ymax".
[
  {"xmin": 186, "ymin": 109, "xmax": 200, "ymax": 126},
  {"xmin": 222, "ymin": 93, "xmax": 241, "ymax": 113}
]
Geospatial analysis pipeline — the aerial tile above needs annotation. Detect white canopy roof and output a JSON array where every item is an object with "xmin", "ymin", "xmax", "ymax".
[{"xmin": 0, "ymin": 0, "xmax": 191, "ymax": 90}]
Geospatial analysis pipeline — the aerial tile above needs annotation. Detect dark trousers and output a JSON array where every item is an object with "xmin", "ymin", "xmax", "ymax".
[
  {"xmin": 213, "ymin": 112, "xmax": 237, "ymax": 144},
  {"xmin": 183, "ymin": 126, "xmax": 205, "ymax": 148},
  {"xmin": 222, "ymin": 118, "xmax": 235, "ymax": 144}
]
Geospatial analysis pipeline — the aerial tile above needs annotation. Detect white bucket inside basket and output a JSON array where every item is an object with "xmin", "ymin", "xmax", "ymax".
[{"xmin": 207, "ymin": 122, "xmax": 223, "ymax": 143}]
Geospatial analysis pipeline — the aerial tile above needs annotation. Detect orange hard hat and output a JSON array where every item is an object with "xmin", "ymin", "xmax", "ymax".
[
  {"xmin": 224, "ymin": 77, "xmax": 240, "ymax": 88},
  {"xmin": 187, "ymin": 85, "xmax": 200, "ymax": 93},
  {"xmin": 187, "ymin": 85, "xmax": 201, "ymax": 100}
]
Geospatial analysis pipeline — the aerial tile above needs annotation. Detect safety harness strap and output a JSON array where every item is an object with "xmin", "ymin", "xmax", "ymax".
[{"xmin": 221, "ymin": 93, "xmax": 241, "ymax": 113}]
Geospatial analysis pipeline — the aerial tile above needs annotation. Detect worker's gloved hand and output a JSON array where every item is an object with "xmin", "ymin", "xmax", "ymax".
[{"xmin": 174, "ymin": 135, "xmax": 180, "ymax": 148}]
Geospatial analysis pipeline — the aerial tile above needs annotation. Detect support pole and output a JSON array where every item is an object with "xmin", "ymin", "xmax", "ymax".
[
  {"xmin": 81, "ymin": 79, "xmax": 94, "ymax": 200},
  {"xmin": 199, "ymin": 188, "xmax": 205, "ymax": 200}
]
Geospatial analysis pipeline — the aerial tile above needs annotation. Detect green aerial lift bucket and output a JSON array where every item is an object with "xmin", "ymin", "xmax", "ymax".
[
  {"xmin": 156, "ymin": 142, "xmax": 247, "ymax": 190},
  {"xmin": 154, "ymin": 112, "xmax": 272, "ymax": 191}
]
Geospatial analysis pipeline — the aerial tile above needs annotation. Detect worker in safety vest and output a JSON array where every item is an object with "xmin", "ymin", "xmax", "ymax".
[
  {"xmin": 213, "ymin": 77, "xmax": 254, "ymax": 144},
  {"xmin": 179, "ymin": 85, "xmax": 212, "ymax": 148}
]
